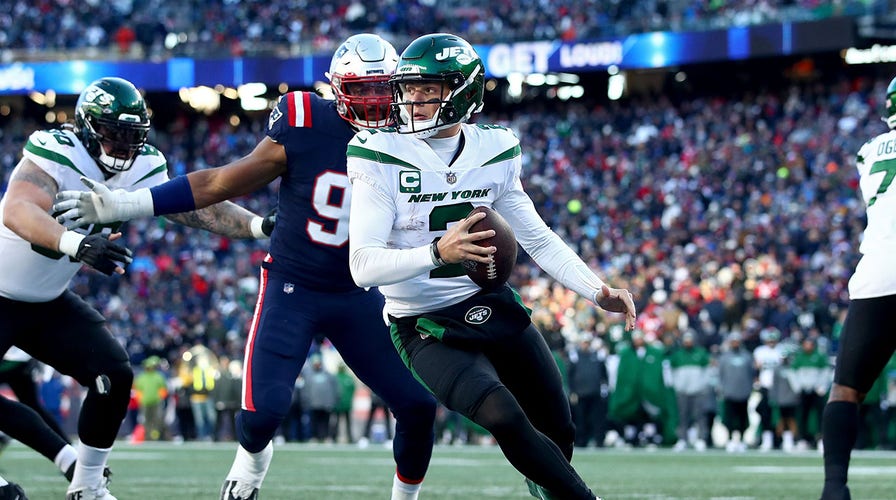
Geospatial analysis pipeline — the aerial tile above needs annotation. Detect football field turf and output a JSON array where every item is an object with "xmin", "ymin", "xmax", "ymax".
[{"xmin": 2, "ymin": 441, "xmax": 895, "ymax": 499}]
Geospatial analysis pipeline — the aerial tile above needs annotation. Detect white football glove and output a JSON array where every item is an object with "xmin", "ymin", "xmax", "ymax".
[{"xmin": 54, "ymin": 176, "xmax": 154, "ymax": 228}]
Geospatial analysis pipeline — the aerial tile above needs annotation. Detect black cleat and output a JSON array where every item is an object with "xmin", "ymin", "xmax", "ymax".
[{"xmin": 0, "ymin": 482, "xmax": 27, "ymax": 500}]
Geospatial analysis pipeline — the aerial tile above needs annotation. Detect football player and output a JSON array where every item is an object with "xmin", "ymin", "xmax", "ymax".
[
  {"xmin": 1, "ymin": 76, "xmax": 269, "ymax": 500},
  {"xmin": 53, "ymin": 35, "xmax": 437, "ymax": 500},
  {"xmin": 345, "ymin": 33, "xmax": 636, "ymax": 499},
  {"xmin": 819, "ymin": 76, "xmax": 896, "ymax": 500}
]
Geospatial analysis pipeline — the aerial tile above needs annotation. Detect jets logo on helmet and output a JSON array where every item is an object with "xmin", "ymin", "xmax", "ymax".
[
  {"xmin": 435, "ymin": 46, "xmax": 474, "ymax": 65},
  {"xmin": 326, "ymin": 33, "xmax": 399, "ymax": 129},
  {"xmin": 389, "ymin": 33, "xmax": 485, "ymax": 139}
]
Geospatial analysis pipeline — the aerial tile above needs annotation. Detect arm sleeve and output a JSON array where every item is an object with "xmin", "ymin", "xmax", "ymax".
[
  {"xmin": 348, "ymin": 173, "xmax": 436, "ymax": 288},
  {"xmin": 494, "ymin": 176, "xmax": 605, "ymax": 303}
]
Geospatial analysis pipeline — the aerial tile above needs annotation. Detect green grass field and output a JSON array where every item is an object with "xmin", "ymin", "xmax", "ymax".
[{"xmin": 2, "ymin": 441, "xmax": 895, "ymax": 499}]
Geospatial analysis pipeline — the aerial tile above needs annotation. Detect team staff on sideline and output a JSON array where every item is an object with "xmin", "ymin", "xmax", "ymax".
[
  {"xmin": 53, "ymin": 35, "xmax": 437, "ymax": 500},
  {"xmin": 346, "ymin": 33, "xmax": 636, "ymax": 500},
  {"xmin": 819, "ymin": 76, "xmax": 896, "ymax": 500},
  {"xmin": 4, "ymin": 76, "xmax": 270, "ymax": 500}
]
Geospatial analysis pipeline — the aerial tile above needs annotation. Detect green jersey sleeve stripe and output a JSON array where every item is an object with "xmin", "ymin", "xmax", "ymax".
[
  {"xmin": 133, "ymin": 164, "xmax": 168, "ymax": 185},
  {"xmin": 24, "ymin": 141, "xmax": 87, "ymax": 177},
  {"xmin": 482, "ymin": 144, "xmax": 521, "ymax": 167},
  {"xmin": 347, "ymin": 145, "xmax": 419, "ymax": 170}
]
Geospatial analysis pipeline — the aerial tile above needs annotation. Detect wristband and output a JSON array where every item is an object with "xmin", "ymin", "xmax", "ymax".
[
  {"xmin": 430, "ymin": 238, "xmax": 448, "ymax": 267},
  {"xmin": 250, "ymin": 216, "xmax": 267, "ymax": 239},
  {"xmin": 149, "ymin": 175, "xmax": 197, "ymax": 216},
  {"xmin": 58, "ymin": 231, "xmax": 85, "ymax": 258}
]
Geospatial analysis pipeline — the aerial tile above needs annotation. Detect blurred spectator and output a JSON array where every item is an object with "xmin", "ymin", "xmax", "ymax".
[
  {"xmin": 133, "ymin": 356, "xmax": 169, "ymax": 441},
  {"xmin": 213, "ymin": 355, "xmax": 242, "ymax": 442},
  {"xmin": 791, "ymin": 336, "xmax": 832, "ymax": 450},
  {"xmin": 331, "ymin": 364, "xmax": 356, "ymax": 444},
  {"xmin": 717, "ymin": 332, "xmax": 754, "ymax": 452},
  {"xmin": 567, "ymin": 335, "xmax": 609, "ymax": 448},
  {"xmin": 301, "ymin": 354, "xmax": 339, "ymax": 443},
  {"xmin": 669, "ymin": 330, "xmax": 711, "ymax": 451},
  {"xmin": 770, "ymin": 349, "xmax": 800, "ymax": 452},
  {"xmin": 753, "ymin": 327, "xmax": 785, "ymax": 451}
]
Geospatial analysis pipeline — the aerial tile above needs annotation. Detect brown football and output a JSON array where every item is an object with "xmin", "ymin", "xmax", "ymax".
[{"xmin": 461, "ymin": 206, "xmax": 517, "ymax": 290}]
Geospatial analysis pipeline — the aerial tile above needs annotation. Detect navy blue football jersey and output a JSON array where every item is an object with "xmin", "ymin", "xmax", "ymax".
[{"xmin": 264, "ymin": 91, "xmax": 359, "ymax": 291}]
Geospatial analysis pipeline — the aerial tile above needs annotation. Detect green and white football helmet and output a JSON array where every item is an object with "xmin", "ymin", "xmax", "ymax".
[
  {"xmin": 390, "ymin": 33, "xmax": 485, "ymax": 138},
  {"xmin": 886, "ymin": 76, "xmax": 896, "ymax": 130},
  {"xmin": 74, "ymin": 77, "xmax": 150, "ymax": 173}
]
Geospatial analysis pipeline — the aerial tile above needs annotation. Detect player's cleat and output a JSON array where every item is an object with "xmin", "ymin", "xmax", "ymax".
[
  {"xmin": 65, "ymin": 479, "xmax": 116, "ymax": 500},
  {"xmin": 525, "ymin": 478, "xmax": 601, "ymax": 500},
  {"xmin": 0, "ymin": 482, "xmax": 27, "ymax": 500},
  {"xmin": 220, "ymin": 479, "xmax": 259, "ymax": 500}
]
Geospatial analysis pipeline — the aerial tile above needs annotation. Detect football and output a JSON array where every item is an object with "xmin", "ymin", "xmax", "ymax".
[{"xmin": 461, "ymin": 206, "xmax": 517, "ymax": 290}]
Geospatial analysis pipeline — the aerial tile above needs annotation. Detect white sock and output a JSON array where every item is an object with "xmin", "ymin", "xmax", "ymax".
[
  {"xmin": 391, "ymin": 473, "xmax": 422, "ymax": 500},
  {"xmin": 69, "ymin": 444, "xmax": 111, "ymax": 491},
  {"xmin": 0, "ymin": 475, "xmax": 8, "ymax": 487},
  {"xmin": 225, "ymin": 442, "xmax": 273, "ymax": 488},
  {"xmin": 54, "ymin": 444, "xmax": 78, "ymax": 475}
]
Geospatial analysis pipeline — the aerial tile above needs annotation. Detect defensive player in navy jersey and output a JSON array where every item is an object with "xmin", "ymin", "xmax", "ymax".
[{"xmin": 54, "ymin": 34, "xmax": 437, "ymax": 500}]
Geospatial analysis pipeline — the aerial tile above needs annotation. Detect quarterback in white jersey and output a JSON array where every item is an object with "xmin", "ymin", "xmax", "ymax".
[
  {"xmin": 819, "ymin": 76, "xmax": 896, "ymax": 500},
  {"xmin": 0, "ymin": 77, "xmax": 266, "ymax": 500},
  {"xmin": 347, "ymin": 34, "xmax": 635, "ymax": 500}
]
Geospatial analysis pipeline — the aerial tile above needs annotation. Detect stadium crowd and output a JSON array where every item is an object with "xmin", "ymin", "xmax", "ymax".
[
  {"xmin": 0, "ymin": 0, "xmax": 881, "ymax": 60},
  {"xmin": 2, "ymin": 68, "xmax": 896, "ymax": 449}
]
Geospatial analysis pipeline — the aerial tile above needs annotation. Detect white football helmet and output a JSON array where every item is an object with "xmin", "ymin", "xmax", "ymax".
[{"xmin": 326, "ymin": 34, "xmax": 399, "ymax": 129}]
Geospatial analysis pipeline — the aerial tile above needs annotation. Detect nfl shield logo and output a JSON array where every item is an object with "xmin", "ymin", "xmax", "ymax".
[
  {"xmin": 446, "ymin": 172, "xmax": 457, "ymax": 184},
  {"xmin": 283, "ymin": 283, "xmax": 295, "ymax": 294}
]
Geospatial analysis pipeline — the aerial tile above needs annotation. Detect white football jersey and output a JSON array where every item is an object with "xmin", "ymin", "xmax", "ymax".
[
  {"xmin": 347, "ymin": 124, "xmax": 521, "ymax": 316},
  {"xmin": 0, "ymin": 128, "xmax": 168, "ymax": 302},
  {"xmin": 849, "ymin": 129, "xmax": 896, "ymax": 298}
]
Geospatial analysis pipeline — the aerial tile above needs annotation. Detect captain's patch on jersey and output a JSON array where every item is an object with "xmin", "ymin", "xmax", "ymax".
[{"xmin": 399, "ymin": 171, "xmax": 421, "ymax": 193}]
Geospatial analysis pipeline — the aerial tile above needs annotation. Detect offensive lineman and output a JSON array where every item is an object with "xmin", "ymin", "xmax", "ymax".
[
  {"xmin": 53, "ymin": 35, "xmax": 437, "ymax": 500},
  {"xmin": 819, "ymin": 76, "xmax": 896, "ymax": 500},
  {"xmin": 1, "ymin": 76, "xmax": 269, "ymax": 500},
  {"xmin": 346, "ymin": 33, "xmax": 636, "ymax": 499}
]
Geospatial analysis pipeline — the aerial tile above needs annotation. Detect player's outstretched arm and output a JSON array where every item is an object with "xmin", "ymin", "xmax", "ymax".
[
  {"xmin": 53, "ymin": 138, "xmax": 285, "ymax": 222},
  {"xmin": 54, "ymin": 138, "xmax": 286, "ymax": 236},
  {"xmin": 3, "ymin": 159, "xmax": 132, "ymax": 275}
]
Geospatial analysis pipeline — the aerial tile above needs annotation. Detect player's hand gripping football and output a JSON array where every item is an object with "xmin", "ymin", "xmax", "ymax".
[
  {"xmin": 54, "ymin": 177, "xmax": 143, "ymax": 228},
  {"xmin": 435, "ymin": 210, "xmax": 495, "ymax": 264},
  {"xmin": 595, "ymin": 285, "xmax": 637, "ymax": 331}
]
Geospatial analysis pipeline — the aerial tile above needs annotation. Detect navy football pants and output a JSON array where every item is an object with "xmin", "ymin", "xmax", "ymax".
[{"xmin": 237, "ymin": 269, "xmax": 436, "ymax": 482}]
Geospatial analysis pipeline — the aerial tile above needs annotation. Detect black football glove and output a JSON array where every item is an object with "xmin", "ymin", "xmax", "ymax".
[
  {"xmin": 75, "ymin": 234, "xmax": 134, "ymax": 275},
  {"xmin": 261, "ymin": 208, "xmax": 277, "ymax": 237}
]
